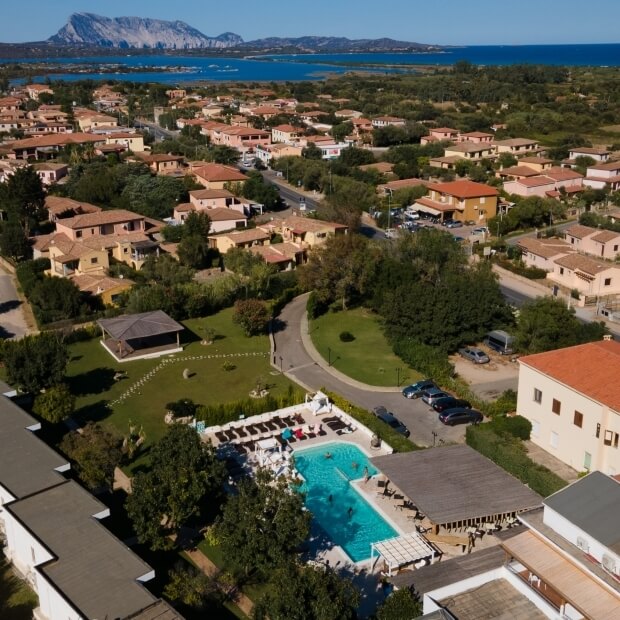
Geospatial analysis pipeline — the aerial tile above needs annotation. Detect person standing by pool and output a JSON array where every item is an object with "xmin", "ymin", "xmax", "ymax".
[{"xmin": 363, "ymin": 466, "xmax": 370, "ymax": 483}]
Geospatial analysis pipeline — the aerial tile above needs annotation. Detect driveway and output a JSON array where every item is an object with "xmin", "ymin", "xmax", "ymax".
[
  {"xmin": 452, "ymin": 353, "xmax": 519, "ymax": 400},
  {"xmin": 273, "ymin": 295, "xmax": 466, "ymax": 447},
  {"xmin": 0, "ymin": 266, "xmax": 31, "ymax": 340}
]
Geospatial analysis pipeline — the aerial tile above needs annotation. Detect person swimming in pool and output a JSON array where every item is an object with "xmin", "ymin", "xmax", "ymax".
[
  {"xmin": 324, "ymin": 451, "xmax": 333, "ymax": 459},
  {"xmin": 328, "ymin": 494, "xmax": 333, "ymax": 503},
  {"xmin": 347, "ymin": 507, "xmax": 353, "ymax": 519}
]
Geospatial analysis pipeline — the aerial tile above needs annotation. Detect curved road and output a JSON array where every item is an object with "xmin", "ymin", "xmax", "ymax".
[{"xmin": 273, "ymin": 294, "xmax": 466, "ymax": 447}]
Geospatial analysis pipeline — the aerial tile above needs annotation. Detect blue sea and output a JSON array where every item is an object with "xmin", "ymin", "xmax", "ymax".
[{"xmin": 5, "ymin": 43, "xmax": 620, "ymax": 84}]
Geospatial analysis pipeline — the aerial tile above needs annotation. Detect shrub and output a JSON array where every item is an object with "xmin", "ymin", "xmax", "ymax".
[
  {"xmin": 495, "ymin": 258, "xmax": 547, "ymax": 280},
  {"xmin": 490, "ymin": 415, "xmax": 532, "ymax": 440},
  {"xmin": 339, "ymin": 331, "xmax": 355, "ymax": 342},
  {"xmin": 165, "ymin": 398, "xmax": 198, "ymax": 419},
  {"xmin": 221, "ymin": 361, "xmax": 236, "ymax": 372},
  {"xmin": 466, "ymin": 425, "xmax": 566, "ymax": 497},
  {"xmin": 270, "ymin": 287, "xmax": 298, "ymax": 318},
  {"xmin": 322, "ymin": 389, "xmax": 418, "ymax": 453},
  {"xmin": 233, "ymin": 298, "xmax": 270, "ymax": 336},
  {"xmin": 16, "ymin": 258, "xmax": 50, "ymax": 296},
  {"xmin": 306, "ymin": 290, "xmax": 329, "ymax": 319},
  {"xmin": 392, "ymin": 340, "xmax": 454, "ymax": 385}
]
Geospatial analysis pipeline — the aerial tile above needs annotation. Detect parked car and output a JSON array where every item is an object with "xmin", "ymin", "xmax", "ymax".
[
  {"xmin": 432, "ymin": 397, "xmax": 472, "ymax": 413},
  {"xmin": 471, "ymin": 226, "xmax": 489, "ymax": 236},
  {"xmin": 458, "ymin": 346, "xmax": 490, "ymax": 364},
  {"xmin": 384, "ymin": 228, "xmax": 398, "ymax": 239},
  {"xmin": 402, "ymin": 379, "xmax": 437, "ymax": 399},
  {"xmin": 453, "ymin": 235, "xmax": 465, "ymax": 242},
  {"xmin": 372, "ymin": 406, "xmax": 410, "ymax": 437},
  {"xmin": 483, "ymin": 330, "xmax": 515, "ymax": 355},
  {"xmin": 445, "ymin": 220, "xmax": 463, "ymax": 229},
  {"xmin": 439, "ymin": 407, "xmax": 483, "ymax": 426},
  {"xmin": 421, "ymin": 387, "xmax": 451, "ymax": 406}
]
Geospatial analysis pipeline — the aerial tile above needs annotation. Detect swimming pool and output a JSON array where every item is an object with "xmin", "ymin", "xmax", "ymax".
[{"xmin": 293, "ymin": 442, "xmax": 397, "ymax": 562}]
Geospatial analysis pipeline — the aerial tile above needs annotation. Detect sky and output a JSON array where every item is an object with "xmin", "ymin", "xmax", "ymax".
[{"xmin": 2, "ymin": 1, "xmax": 620, "ymax": 46}]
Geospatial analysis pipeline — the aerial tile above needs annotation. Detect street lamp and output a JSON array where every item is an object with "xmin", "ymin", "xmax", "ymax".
[
  {"xmin": 328, "ymin": 347, "xmax": 332, "ymax": 367},
  {"xmin": 279, "ymin": 355, "xmax": 283, "ymax": 372},
  {"xmin": 396, "ymin": 367, "xmax": 402, "ymax": 387}
]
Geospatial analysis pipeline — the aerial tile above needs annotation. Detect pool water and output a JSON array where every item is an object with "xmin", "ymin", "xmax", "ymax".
[{"xmin": 293, "ymin": 442, "xmax": 397, "ymax": 562}]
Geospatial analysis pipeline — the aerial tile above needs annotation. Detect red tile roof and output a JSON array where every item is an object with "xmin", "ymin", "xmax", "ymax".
[
  {"xmin": 426, "ymin": 180, "xmax": 499, "ymax": 198},
  {"xmin": 519, "ymin": 340, "xmax": 620, "ymax": 412},
  {"xmin": 193, "ymin": 164, "xmax": 247, "ymax": 183}
]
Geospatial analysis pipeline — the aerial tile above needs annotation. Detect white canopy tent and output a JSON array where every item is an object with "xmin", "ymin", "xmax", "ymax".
[{"xmin": 371, "ymin": 533, "xmax": 437, "ymax": 576}]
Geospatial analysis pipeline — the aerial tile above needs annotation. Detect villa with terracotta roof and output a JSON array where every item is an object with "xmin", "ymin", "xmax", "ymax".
[
  {"xmin": 133, "ymin": 152, "xmax": 184, "ymax": 175},
  {"xmin": 278, "ymin": 216, "xmax": 348, "ymax": 248},
  {"xmin": 8, "ymin": 133, "xmax": 105, "ymax": 160},
  {"xmin": 493, "ymin": 138, "xmax": 541, "ymax": 156},
  {"xmin": 271, "ymin": 124, "xmax": 301, "ymax": 144},
  {"xmin": 371, "ymin": 116, "xmax": 406, "ymax": 128},
  {"xmin": 249, "ymin": 242, "xmax": 307, "ymax": 270},
  {"xmin": 412, "ymin": 180, "xmax": 499, "ymax": 223},
  {"xmin": 208, "ymin": 228, "xmax": 271, "ymax": 253},
  {"xmin": 517, "ymin": 339, "xmax": 620, "ymax": 475},
  {"xmin": 420, "ymin": 127, "xmax": 459, "ymax": 144},
  {"xmin": 443, "ymin": 141, "xmax": 496, "ymax": 161},
  {"xmin": 192, "ymin": 163, "xmax": 247, "ymax": 189},
  {"xmin": 255, "ymin": 143, "xmax": 303, "ymax": 165},
  {"xmin": 517, "ymin": 237, "xmax": 574, "ymax": 272},
  {"xmin": 547, "ymin": 253, "xmax": 620, "ymax": 299},
  {"xmin": 209, "ymin": 125, "xmax": 271, "ymax": 150},
  {"xmin": 564, "ymin": 224, "xmax": 620, "ymax": 261},
  {"xmin": 583, "ymin": 161, "xmax": 620, "ymax": 191},
  {"xmin": 45, "ymin": 196, "xmax": 101, "ymax": 222},
  {"xmin": 503, "ymin": 167, "xmax": 583, "ymax": 199}
]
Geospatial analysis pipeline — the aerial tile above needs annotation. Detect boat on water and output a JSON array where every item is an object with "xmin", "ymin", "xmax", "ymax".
[{"xmin": 208, "ymin": 64, "xmax": 219, "ymax": 68}]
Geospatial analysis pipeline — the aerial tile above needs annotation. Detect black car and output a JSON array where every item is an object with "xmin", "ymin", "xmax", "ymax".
[
  {"xmin": 372, "ymin": 406, "xmax": 411, "ymax": 437},
  {"xmin": 439, "ymin": 407, "xmax": 483, "ymax": 426},
  {"xmin": 432, "ymin": 397, "xmax": 472, "ymax": 413},
  {"xmin": 402, "ymin": 379, "xmax": 437, "ymax": 399}
]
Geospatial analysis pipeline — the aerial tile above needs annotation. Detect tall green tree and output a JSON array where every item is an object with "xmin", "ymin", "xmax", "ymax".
[
  {"xmin": 215, "ymin": 470, "xmax": 311, "ymax": 576},
  {"xmin": 0, "ymin": 166, "xmax": 45, "ymax": 235},
  {"xmin": 60, "ymin": 422, "xmax": 123, "ymax": 491},
  {"xmin": 1, "ymin": 332, "xmax": 68, "ymax": 394},
  {"xmin": 126, "ymin": 424, "xmax": 225, "ymax": 550},
  {"xmin": 253, "ymin": 564, "xmax": 359, "ymax": 620},
  {"xmin": 376, "ymin": 588, "xmax": 422, "ymax": 620},
  {"xmin": 0, "ymin": 221, "xmax": 31, "ymax": 261},
  {"xmin": 32, "ymin": 384, "xmax": 75, "ymax": 424}
]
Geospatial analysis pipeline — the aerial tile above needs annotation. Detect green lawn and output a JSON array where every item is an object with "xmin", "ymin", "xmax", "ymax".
[
  {"xmin": 0, "ymin": 559, "xmax": 38, "ymax": 620},
  {"xmin": 66, "ymin": 308, "xmax": 298, "ymax": 473},
  {"xmin": 309, "ymin": 307, "xmax": 421, "ymax": 387}
]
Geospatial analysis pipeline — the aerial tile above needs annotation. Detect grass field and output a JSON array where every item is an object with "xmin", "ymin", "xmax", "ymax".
[
  {"xmin": 0, "ymin": 559, "xmax": 38, "ymax": 620},
  {"xmin": 66, "ymin": 308, "xmax": 298, "ymax": 472},
  {"xmin": 309, "ymin": 307, "xmax": 420, "ymax": 387}
]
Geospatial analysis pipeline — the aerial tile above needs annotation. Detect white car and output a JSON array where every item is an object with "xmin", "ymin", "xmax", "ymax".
[{"xmin": 471, "ymin": 227, "xmax": 489, "ymax": 236}]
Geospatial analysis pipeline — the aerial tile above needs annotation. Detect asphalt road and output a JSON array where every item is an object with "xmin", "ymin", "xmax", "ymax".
[
  {"xmin": 135, "ymin": 119, "xmax": 178, "ymax": 141},
  {"xmin": 273, "ymin": 295, "xmax": 466, "ymax": 448},
  {"xmin": 0, "ymin": 268, "xmax": 30, "ymax": 340}
]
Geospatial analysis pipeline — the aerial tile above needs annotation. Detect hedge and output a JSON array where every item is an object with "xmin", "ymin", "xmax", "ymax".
[
  {"xmin": 495, "ymin": 258, "xmax": 547, "ymax": 280},
  {"xmin": 322, "ymin": 389, "xmax": 418, "ymax": 453},
  {"xmin": 196, "ymin": 386, "xmax": 306, "ymax": 427},
  {"xmin": 466, "ymin": 424, "xmax": 567, "ymax": 497}
]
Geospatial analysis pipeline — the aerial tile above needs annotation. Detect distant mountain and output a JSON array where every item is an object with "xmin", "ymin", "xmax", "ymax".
[
  {"xmin": 243, "ymin": 36, "xmax": 441, "ymax": 53},
  {"xmin": 49, "ymin": 13, "xmax": 243, "ymax": 49}
]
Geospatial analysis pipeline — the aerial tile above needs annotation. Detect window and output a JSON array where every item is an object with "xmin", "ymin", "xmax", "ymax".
[
  {"xmin": 574, "ymin": 411, "xmax": 583, "ymax": 428},
  {"xmin": 550, "ymin": 431, "xmax": 559, "ymax": 449},
  {"xmin": 604, "ymin": 278, "xmax": 612, "ymax": 286},
  {"xmin": 533, "ymin": 388, "xmax": 542, "ymax": 404},
  {"xmin": 531, "ymin": 420, "xmax": 540, "ymax": 438},
  {"xmin": 616, "ymin": 433, "xmax": 619, "ymax": 449},
  {"xmin": 604, "ymin": 430, "xmax": 613, "ymax": 446},
  {"xmin": 552, "ymin": 399, "xmax": 561, "ymax": 415},
  {"xmin": 614, "ymin": 245, "xmax": 618, "ymax": 252},
  {"xmin": 76, "ymin": 230, "xmax": 82, "ymax": 238},
  {"xmin": 560, "ymin": 267, "xmax": 565, "ymax": 275},
  {"xmin": 90, "ymin": 257, "xmax": 98, "ymax": 264},
  {"xmin": 584, "ymin": 452, "xmax": 592, "ymax": 470}
]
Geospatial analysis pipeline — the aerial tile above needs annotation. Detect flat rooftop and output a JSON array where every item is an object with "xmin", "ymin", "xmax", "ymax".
[
  {"xmin": 438, "ymin": 578, "xmax": 548, "ymax": 620},
  {"xmin": 371, "ymin": 445, "xmax": 542, "ymax": 526},
  {"xmin": 7, "ymin": 480, "xmax": 157, "ymax": 619}
]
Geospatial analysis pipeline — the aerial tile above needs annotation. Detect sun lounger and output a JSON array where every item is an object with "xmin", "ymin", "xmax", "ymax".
[
  {"xmin": 245, "ymin": 424, "xmax": 260, "ymax": 436},
  {"xmin": 272, "ymin": 417, "xmax": 287, "ymax": 429},
  {"xmin": 215, "ymin": 431, "xmax": 228, "ymax": 442},
  {"xmin": 234, "ymin": 426, "xmax": 248, "ymax": 438},
  {"xmin": 293, "ymin": 428, "xmax": 305, "ymax": 440},
  {"xmin": 264, "ymin": 420, "xmax": 279, "ymax": 432}
]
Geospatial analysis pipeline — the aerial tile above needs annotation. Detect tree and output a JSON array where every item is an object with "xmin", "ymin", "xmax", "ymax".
[
  {"xmin": 28, "ymin": 275, "xmax": 84, "ymax": 324},
  {"xmin": 163, "ymin": 563, "xmax": 224, "ymax": 610},
  {"xmin": 121, "ymin": 174, "xmax": 188, "ymax": 219},
  {"xmin": 253, "ymin": 564, "xmax": 359, "ymax": 620},
  {"xmin": 514, "ymin": 297, "xmax": 608, "ymax": 354},
  {"xmin": 299, "ymin": 234, "xmax": 379, "ymax": 310},
  {"xmin": 178, "ymin": 234, "xmax": 212, "ymax": 269},
  {"xmin": 0, "ymin": 221, "xmax": 31, "ymax": 261},
  {"xmin": 233, "ymin": 298, "xmax": 270, "ymax": 336},
  {"xmin": 59, "ymin": 422, "xmax": 123, "ymax": 491},
  {"xmin": 375, "ymin": 588, "xmax": 422, "ymax": 620},
  {"xmin": 141, "ymin": 253, "xmax": 194, "ymax": 287},
  {"xmin": 0, "ymin": 166, "xmax": 45, "ymax": 235},
  {"xmin": 32, "ymin": 384, "xmax": 75, "ymax": 424},
  {"xmin": 126, "ymin": 424, "xmax": 225, "ymax": 550},
  {"xmin": 1, "ymin": 332, "xmax": 68, "ymax": 393},
  {"xmin": 242, "ymin": 171, "xmax": 280, "ymax": 210},
  {"xmin": 302, "ymin": 143, "xmax": 323, "ymax": 160},
  {"xmin": 215, "ymin": 470, "xmax": 311, "ymax": 576},
  {"xmin": 184, "ymin": 211, "xmax": 212, "ymax": 239}
]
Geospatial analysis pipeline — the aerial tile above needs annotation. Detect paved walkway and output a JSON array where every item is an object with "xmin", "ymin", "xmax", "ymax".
[
  {"xmin": 524, "ymin": 440, "xmax": 579, "ymax": 482},
  {"xmin": 0, "ymin": 264, "xmax": 34, "ymax": 340},
  {"xmin": 272, "ymin": 294, "xmax": 466, "ymax": 447}
]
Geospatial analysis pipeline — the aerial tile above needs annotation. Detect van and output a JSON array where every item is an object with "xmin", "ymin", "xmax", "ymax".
[{"xmin": 484, "ymin": 330, "xmax": 514, "ymax": 355}]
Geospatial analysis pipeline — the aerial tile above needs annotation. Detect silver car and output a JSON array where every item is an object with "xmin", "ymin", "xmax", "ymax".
[
  {"xmin": 458, "ymin": 346, "xmax": 490, "ymax": 364},
  {"xmin": 421, "ymin": 387, "xmax": 451, "ymax": 406}
]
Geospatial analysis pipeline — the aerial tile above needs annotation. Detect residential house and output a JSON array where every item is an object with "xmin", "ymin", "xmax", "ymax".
[
  {"xmin": 565, "ymin": 146, "xmax": 611, "ymax": 166},
  {"xmin": 271, "ymin": 124, "xmax": 301, "ymax": 144},
  {"xmin": 255, "ymin": 143, "xmax": 303, "ymax": 165},
  {"xmin": 372, "ymin": 116, "xmax": 406, "ymax": 128},
  {"xmin": 0, "ymin": 395, "xmax": 180, "ymax": 620},
  {"xmin": 200, "ymin": 207, "xmax": 247, "ymax": 233},
  {"xmin": 278, "ymin": 216, "xmax": 347, "ymax": 247},
  {"xmin": 519, "ymin": 156, "xmax": 554, "ymax": 173},
  {"xmin": 70, "ymin": 273, "xmax": 133, "ymax": 306},
  {"xmin": 166, "ymin": 88, "xmax": 186, "ymax": 100},
  {"xmin": 443, "ymin": 141, "xmax": 496, "ymax": 161},
  {"xmin": 395, "ymin": 470, "xmax": 620, "ymax": 619},
  {"xmin": 106, "ymin": 132, "xmax": 145, "ymax": 152},
  {"xmin": 47, "ymin": 235, "xmax": 109, "ymax": 278},
  {"xmin": 583, "ymin": 160, "xmax": 620, "ymax": 191},
  {"xmin": 133, "ymin": 152, "xmax": 184, "ymax": 175},
  {"xmin": 564, "ymin": 224, "xmax": 620, "ymax": 260},
  {"xmin": 208, "ymin": 228, "xmax": 271, "ymax": 253},
  {"xmin": 351, "ymin": 117, "xmax": 373, "ymax": 136},
  {"xmin": 32, "ymin": 162, "xmax": 68, "ymax": 185},
  {"xmin": 189, "ymin": 188, "xmax": 252, "ymax": 215},
  {"xmin": 456, "ymin": 131, "xmax": 494, "ymax": 143},
  {"xmin": 496, "ymin": 165, "xmax": 542, "ymax": 181},
  {"xmin": 357, "ymin": 162, "xmax": 395, "ymax": 176},
  {"xmin": 76, "ymin": 112, "xmax": 119, "ymax": 132},
  {"xmin": 0, "ymin": 96, "xmax": 22, "ymax": 112},
  {"xmin": 316, "ymin": 142, "xmax": 349, "ymax": 159},
  {"xmin": 298, "ymin": 134, "xmax": 336, "ymax": 148},
  {"xmin": 24, "ymin": 84, "xmax": 53, "ymax": 100},
  {"xmin": 517, "ymin": 237, "xmax": 574, "ymax": 272},
  {"xmin": 548, "ymin": 253, "xmax": 620, "ymax": 299},
  {"xmin": 335, "ymin": 109, "xmax": 363, "ymax": 119},
  {"xmin": 517, "ymin": 339, "xmax": 620, "ymax": 475},
  {"xmin": 420, "ymin": 127, "xmax": 459, "ymax": 145},
  {"xmin": 45, "ymin": 196, "xmax": 101, "ymax": 223},
  {"xmin": 7, "ymin": 133, "xmax": 105, "ymax": 160},
  {"xmin": 413, "ymin": 180, "xmax": 499, "ymax": 223},
  {"xmin": 250, "ymin": 105, "xmax": 280, "ymax": 120},
  {"xmin": 192, "ymin": 163, "xmax": 247, "ymax": 189},
  {"xmin": 55, "ymin": 209, "xmax": 146, "ymax": 241},
  {"xmin": 503, "ymin": 175, "xmax": 557, "ymax": 197},
  {"xmin": 210, "ymin": 125, "xmax": 271, "ymax": 151},
  {"xmin": 493, "ymin": 138, "xmax": 541, "ymax": 156},
  {"xmin": 249, "ymin": 242, "xmax": 306, "ymax": 270}
]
